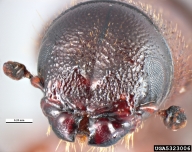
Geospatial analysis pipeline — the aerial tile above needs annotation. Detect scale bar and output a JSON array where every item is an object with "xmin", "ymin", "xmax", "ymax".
[
  {"xmin": 6, "ymin": 119, "xmax": 33, "ymax": 123},
  {"xmin": 6, "ymin": 122, "xmax": 32, "ymax": 123}
]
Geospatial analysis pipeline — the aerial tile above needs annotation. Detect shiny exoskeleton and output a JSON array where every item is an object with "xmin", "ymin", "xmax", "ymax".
[{"xmin": 3, "ymin": 0, "xmax": 187, "ymax": 147}]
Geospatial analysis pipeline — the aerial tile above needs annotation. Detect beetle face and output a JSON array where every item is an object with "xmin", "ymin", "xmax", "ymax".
[
  {"xmin": 38, "ymin": 0, "xmax": 173, "ymax": 146},
  {"xmin": 3, "ymin": 0, "xmax": 189, "ymax": 149}
]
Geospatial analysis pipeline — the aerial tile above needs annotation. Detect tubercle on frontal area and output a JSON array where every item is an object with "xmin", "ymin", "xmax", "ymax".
[
  {"xmin": 39, "ymin": 70, "xmax": 144, "ymax": 146},
  {"xmin": 2, "ymin": 56, "xmax": 146, "ymax": 146}
]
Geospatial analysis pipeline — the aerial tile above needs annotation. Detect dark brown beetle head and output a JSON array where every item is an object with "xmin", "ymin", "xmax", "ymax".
[{"xmin": 2, "ymin": 0, "xmax": 187, "ymax": 147}]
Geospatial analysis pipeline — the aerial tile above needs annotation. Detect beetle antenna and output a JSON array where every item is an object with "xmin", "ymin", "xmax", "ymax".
[
  {"xmin": 3, "ymin": 61, "xmax": 44, "ymax": 91},
  {"xmin": 158, "ymin": 105, "xmax": 187, "ymax": 131}
]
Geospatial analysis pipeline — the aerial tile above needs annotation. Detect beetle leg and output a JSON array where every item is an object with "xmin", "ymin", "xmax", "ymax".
[{"xmin": 3, "ymin": 61, "xmax": 44, "ymax": 91}]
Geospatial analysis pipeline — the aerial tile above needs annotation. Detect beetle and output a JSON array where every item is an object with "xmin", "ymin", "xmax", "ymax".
[{"xmin": 3, "ymin": 0, "xmax": 187, "ymax": 147}]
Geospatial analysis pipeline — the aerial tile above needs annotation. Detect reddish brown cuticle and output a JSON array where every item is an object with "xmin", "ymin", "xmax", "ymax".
[
  {"xmin": 3, "ymin": 61, "xmax": 29, "ymax": 80},
  {"xmin": 30, "ymin": 76, "xmax": 44, "ymax": 90}
]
